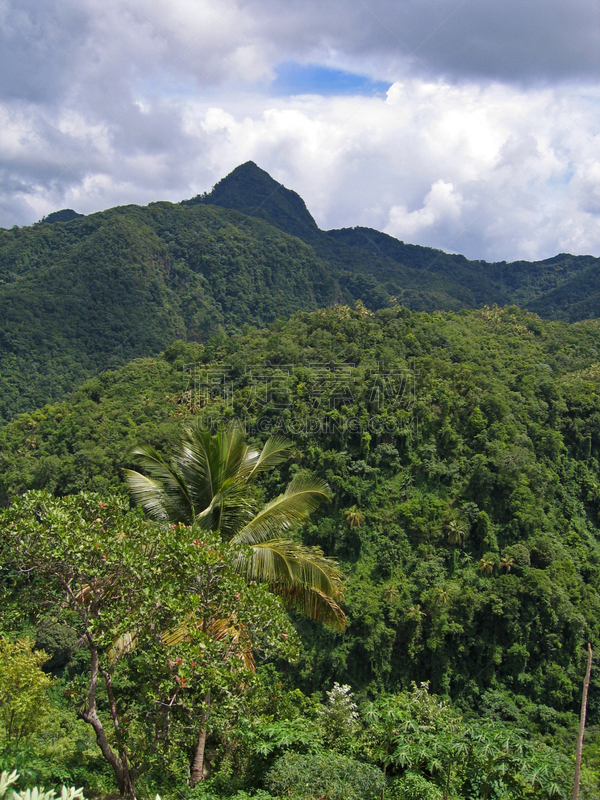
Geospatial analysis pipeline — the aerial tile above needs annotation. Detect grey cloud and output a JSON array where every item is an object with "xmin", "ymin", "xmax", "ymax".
[
  {"xmin": 2, "ymin": 0, "xmax": 599, "ymax": 123},
  {"xmin": 250, "ymin": 0, "xmax": 600, "ymax": 84},
  {"xmin": 0, "ymin": 1, "xmax": 94, "ymax": 104}
]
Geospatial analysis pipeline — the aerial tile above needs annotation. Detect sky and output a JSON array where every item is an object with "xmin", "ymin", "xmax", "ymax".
[{"xmin": 1, "ymin": 0, "xmax": 600, "ymax": 261}]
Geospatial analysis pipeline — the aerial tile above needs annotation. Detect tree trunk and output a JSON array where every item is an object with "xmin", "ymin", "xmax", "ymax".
[
  {"xmin": 190, "ymin": 690, "xmax": 211, "ymax": 786},
  {"xmin": 80, "ymin": 707, "xmax": 134, "ymax": 798},
  {"xmin": 573, "ymin": 643, "xmax": 593, "ymax": 800},
  {"xmin": 380, "ymin": 737, "xmax": 390, "ymax": 800},
  {"xmin": 79, "ymin": 642, "xmax": 135, "ymax": 799},
  {"xmin": 444, "ymin": 762, "xmax": 451, "ymax": 800}
]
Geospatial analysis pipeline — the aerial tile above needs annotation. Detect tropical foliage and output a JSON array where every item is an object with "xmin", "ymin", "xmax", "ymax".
[
  {"xmin": 2, "ymin": 301, "xmax": 600, "ymax": 796},
  {"xmin": 125, "ymin": 425, "xmax": 345, "ymax": 629},
  {"xmin": 4, "ymin": 161, "xmax": 600, "ymax": 423},
  {"xmin": 1, "ymin": 492, "xmax": 298, "ymax": 796}
]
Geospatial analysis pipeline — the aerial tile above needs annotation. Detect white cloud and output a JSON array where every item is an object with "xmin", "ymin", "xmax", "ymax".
[
  {"xmin": 1, "ymin": 0, "xmax": 600, "ymax": 263},
  {"xmin": 174, "ymin": 78, "xmax": 600, "ymax": 260},
  {"xmin": 386, "ymin": 180, "xmax": 464, "ymax": 239}
]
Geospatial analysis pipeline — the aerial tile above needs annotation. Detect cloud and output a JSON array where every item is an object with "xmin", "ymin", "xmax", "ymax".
[
  {"xmin": 249, "ymin": 0, "xmax": 600, "ymax": 84},
  {"xmin": 386, "ymin": 180, "xmax": 464, "ymax": 240},
  {"xmin": 0, "ymin": 0, "xmax": 599, "ymax": 264},
  {"xmin": 181, "ymin": 79, "xmax": 600, "ymax": 261}
]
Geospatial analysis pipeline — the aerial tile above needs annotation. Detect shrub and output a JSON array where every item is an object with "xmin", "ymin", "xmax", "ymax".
[{"xmin": 266, "ymin": 751, "xmax": 384, "ymax": 800}]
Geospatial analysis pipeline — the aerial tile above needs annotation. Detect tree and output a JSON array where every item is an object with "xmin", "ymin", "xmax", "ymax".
[
  {"xmin": 478, "ymin": 553, "xmax": 497, "ymax": 575},
  {"xmin": 446, "ymin": 521, "xmax": 468, "ymax": 547},
  {"xmin": 499, "ymin": 554, "xmax": 515, "ymax": 573},
  {"xmin": 1, "ymin": 491, "xmax": 297, "ymax": 797},
  {"xmin": 124, "ymin": 424, "xmax": 345, "ymax": 630},
  {"xmin": 345, "ymin": 506, "xmax": 365, "ymax": 529},
  {"xmin": 0, "ymin": 639, "xmax": 52, "ymax": 746},
  {"xmin": 125, "ymin": 426, "xmax": 346, "ymax": 783}
]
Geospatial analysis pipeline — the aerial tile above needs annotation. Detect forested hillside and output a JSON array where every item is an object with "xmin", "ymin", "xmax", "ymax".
[
  {"xmin": 0, "ymin": 202, "xmax": 334, "ymax": 422},
  {"xmin": 2, "ymin": 304, "xmax": 600, "ymax": 704},
  {"xmin": 192, "ymin": 161, "xmax": 600, "ymax": 320},
  {"xmin": 2, "ymin": 303, "xmax": 600, "ymax": 796},
  {"xmin": 2, "ymin": 161, "xmax": 600, "ymax": 425}
]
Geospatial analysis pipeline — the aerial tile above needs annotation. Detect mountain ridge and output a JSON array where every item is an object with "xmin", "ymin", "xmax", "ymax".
[
  {"xmin": 183, "ymin": 161, "xmax": 320, "ymax": 241},
  {"xmin": 2, "ymin": 161, "xmax": 600, "ymax": 424},
  {"xmin": 185, "ymin": 160, "xmax": 600, "ymax": 318}
]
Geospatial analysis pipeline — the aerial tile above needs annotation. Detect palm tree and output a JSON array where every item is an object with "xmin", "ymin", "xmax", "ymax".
[
  {"xmin": 499, "ymin": 555, "xmax": 515, "ymax": 573},
  {"xmin": 345, "ymin": 505, "xmax": 365, "ymax": 528},
  {"xmin": 478, "ymin": 556, "xmax": 495, "ymax": 575},
  {"xmin": 406, "ymin": 604, "xmax": 426, "ymax": 621},
  {"xmin": 125, "ymin": 424, "xmax": 345, "ymax": 627},
  {"xmin": 125, "ymin": 424, "xmax": 346, "ymax": 783},
  {"xmin": 446, "ymin": 520, "xmax": 468, "ymax": 547}
]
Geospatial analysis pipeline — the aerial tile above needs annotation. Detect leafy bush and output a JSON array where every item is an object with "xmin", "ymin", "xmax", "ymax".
[
  {"xmin": 0, "ymin": 640, "xmax": 52, "ymax": 746},
  {"xmin": 388, "ymin": 772, "xmax": 442, "ymax": 800},
  {"xmin": 266, "ymin": 751, "xmax": 384, "ymax": 800},
  {"xmin": 316, "ymin": 683, "xmax": 359, "ymax": 750}
]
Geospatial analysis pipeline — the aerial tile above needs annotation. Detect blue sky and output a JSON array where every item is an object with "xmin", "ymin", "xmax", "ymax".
[{"xmin": 271, "ymin": 63, "xmax": 391, "ymax": 97}]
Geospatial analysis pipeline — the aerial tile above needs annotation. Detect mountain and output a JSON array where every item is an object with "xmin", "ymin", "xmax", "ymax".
[
  {"xmin": 191, "ymin": 162, "xmax": 600, "ymax": 317},
  {"xmin": 183, "ymin": 161, "xmax": 320, "ymax": 241},
  {"xmin": 0, "ymin": 202, "xmax": 337, "ymax": 422},
  {"xmin": 3, "ymin": 304, "xmax": 600, "ymax": 724},
  {"xmin": 2, "ymin": 161, "xmax": 600, "ymax": 424},
  {"xmin": 39, "ymin": 209, "xmax": 84, "ymax": 224}
]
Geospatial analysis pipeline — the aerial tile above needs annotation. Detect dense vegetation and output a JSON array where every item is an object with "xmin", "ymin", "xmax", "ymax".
[
  {"xmin": 191, "ymin": 162, "xmax": 600, "ymax": 322},
  {"xmin": 3, "ymin": 161, "xmax": 600, "ymax": 424},
  {"xmin": 0, "ymin": 200, "xmax": 333, "ymax": 422},
  {"xmin": 2, "ymin": 303, "xmax": 600, "ymax": 795},
  {"xmin": 3, "ymin": 161, "xmax": 600, "ymax": 796}
]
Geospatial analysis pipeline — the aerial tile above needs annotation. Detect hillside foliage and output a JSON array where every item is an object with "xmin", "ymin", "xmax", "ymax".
[
  {"xmin": 3, "ymin": 163, "xmax": 600, "ymax": 794},
  {"xmin": 2, "ymin": 302, "xmax": 600, "ymax": 794},
  {"xmin": 3, "ymin": 162, "xmax": 600, "ymax": 423},
  {"xmin": 2, "ymin": 305, "xmax": 600, "ymax": 710}
]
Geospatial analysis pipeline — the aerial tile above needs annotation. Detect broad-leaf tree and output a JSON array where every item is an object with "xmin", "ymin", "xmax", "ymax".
[
  {"xmin": 0, "ymin": 491, "xmax": 297, "ymax": 797},
  {"xmin": 125, "ymin": 425, "xmax": 345, "ymax": 783}
]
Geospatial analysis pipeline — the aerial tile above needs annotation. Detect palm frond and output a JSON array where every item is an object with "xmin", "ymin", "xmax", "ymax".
[
  {"xmin": 107, "ymin": 631, "xmax": 136, "ymax": 664},
  {"xmin": 275, "ymin": 585, "xmax": 346, "ymax": 631},
  {"xmin": 126, "ymin": 426, "xmax": 344, "ymax": 632},
  {"xmin": 239, "ymin": 435, "xmax": 293, "ymax": 479},
  {"xmin": 177, "ymin": 427, "xmax": 221, "ymax": 510},
  {"xmin": 214, "ymin": 476, "xmax": 257, "ymax": 538},
  {"xmin": 162, "ymin": 612, "xmax": 197, "ymax": 647},
  {"xmin": 234, "ymin": 539, "xmax": 344, "ymax": 600},
  {"xmin": 178, "ymin": 425, "xmax": 253, "ymax": 528},
  {"xmin": 233, "ymin": 538, "xmax": 346, "ymax": 630},
  {"xmin": 125, "ymin": 445, "xmax": 195, "ymax": 523},
  {"xmin": 162, "ymin": 613, "xmax": 256, "ymax": 671},
  {"xmin": 208, "ymin": 617, "xmax": 256, "ymax": 671},
  {"xmin": 231, "ymin": 475, "xmax": 332, "ymax": 545},
  {"xmin": 193, "ymin": 484, "xmax": 255, "ymax": 537}
]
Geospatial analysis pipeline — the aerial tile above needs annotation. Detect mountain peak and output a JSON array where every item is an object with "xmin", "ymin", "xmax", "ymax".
[
  {"xmin": 38, "ymin": 209, "xmax": 84, "ymax": 224},
  {"xmin": 183, "ymin": 162, "xmax": 320, "ymax": 240}
]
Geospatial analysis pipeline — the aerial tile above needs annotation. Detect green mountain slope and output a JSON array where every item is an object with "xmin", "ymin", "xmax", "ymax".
[
  {"xmin": 0, "ymin": 202, "xmax": 335, "ymax": 422},
  {"xmin": 2, "ymin": 160, "xmax": 600, "ymax": 424},
  {"xmin": 183, "ymin": 160, "xmax": 320, "ymax": 241},
  {"xmin": 196, "ymin": 161, "xmax": 600, "ymax": 316},
  {"xmin": 2, "ymin": 305, "xmax": 600, "ymax": 724}
]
